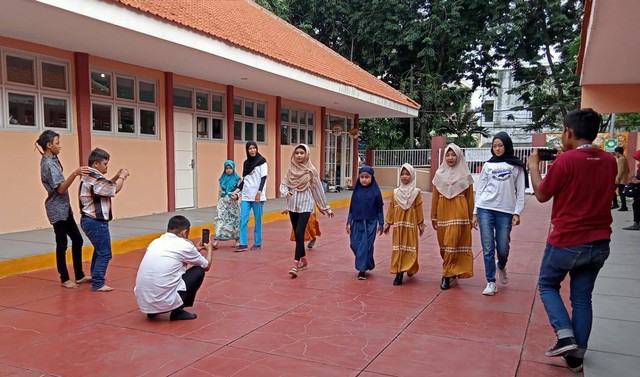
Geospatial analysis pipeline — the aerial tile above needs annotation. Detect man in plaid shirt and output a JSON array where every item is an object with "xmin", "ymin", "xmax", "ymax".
[{"xmin": 79, "ymin": 148, "xmax": 129, "ymax": 292}]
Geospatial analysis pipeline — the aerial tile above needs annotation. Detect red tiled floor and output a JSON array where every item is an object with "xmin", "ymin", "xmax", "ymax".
[
  {"xmin": 365, "ymin": 332, "xmax": 521, "ymax": 377},
  {"xmin": 0, "ymin": 195, "xmax": 579, "ymax": 376},
  {"xmin": 1, "ymin": 324, "xmax": 221, "ymax": 377},
  {"xmin": 231, "ymin": 313, "xmax": 400, "ymax": 369},
  {"xmin": 172, "ymin": 346, "xmax": 360, "ymax": 377}
]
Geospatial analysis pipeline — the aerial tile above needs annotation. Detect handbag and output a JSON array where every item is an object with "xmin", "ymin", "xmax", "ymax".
[{"xmin": 622, "ymin": 182, "xmax": 640, "ymax": 198}]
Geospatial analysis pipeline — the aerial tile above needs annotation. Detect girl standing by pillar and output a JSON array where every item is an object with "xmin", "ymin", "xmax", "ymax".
[{"xmin": 213, "ymin": 160, "xmax": 241, "ymax": 248}]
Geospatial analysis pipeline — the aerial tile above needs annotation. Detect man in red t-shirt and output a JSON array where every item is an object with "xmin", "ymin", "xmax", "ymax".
[{"xmin": 529, "ymin": 108, "xmax": 616, "ymax": 373}]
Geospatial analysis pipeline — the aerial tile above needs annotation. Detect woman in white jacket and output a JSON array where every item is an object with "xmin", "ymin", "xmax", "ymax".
[{"xmin": 472, "ymin": 132, "xmax": 526, "ymax": 296}]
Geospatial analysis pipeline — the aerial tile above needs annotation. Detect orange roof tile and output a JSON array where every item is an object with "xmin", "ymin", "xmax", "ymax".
[{"xmin": 110, "ymin": 0, "xmax": 419, "ymax": 110}]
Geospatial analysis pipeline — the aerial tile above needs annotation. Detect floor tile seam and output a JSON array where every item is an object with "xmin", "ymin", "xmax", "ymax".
[
  {"xmin": 584, "ymin": 349, "xmax": 640, "ymax": 358},
  {"xmin": 0, "ymin": 238, "xmax": 56, "ymax": 246},
  {"xmin": 514, "ymin": 359, "xmax": 573, "ymax": 374},
  {"xmin": 514, "ymin": 291, "xmax": 538, "ymax": 376},
  {"xmin": 0, "ymin": 360, "xmax": 51, "ymax": 375},
  {"xmin": 216, "ymin": 345, "xmax": 364, "ymax": 374},
  {"xmin": 593, "ymin": 291, "xmax": 640, "ymax": 299},
  {"xmin": 592, "ymin": 315, "xmax": 640, "ymax": 324}
]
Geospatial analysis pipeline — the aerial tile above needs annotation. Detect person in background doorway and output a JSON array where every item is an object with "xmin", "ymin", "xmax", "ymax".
[
  {"xmin": 622, "ymin": 149, "xmax": 640, "ymax": 230},
  {"xmin": 612, "ymin": 146, "xmax": 629, "ymax": 211}
]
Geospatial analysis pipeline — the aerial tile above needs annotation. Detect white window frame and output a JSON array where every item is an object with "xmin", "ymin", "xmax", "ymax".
[
  {"xmin": 89, "ymin": 68, "xmax": 159, "ymax": 138},
  {"xmin": 1, "ymin": 48, "xmax": 72, "ymax": 132},
  {"xmin": 281, "ymin": 106, "xmax": 315, "ymax": 146},
  {"xmin": 234, "ymin": 96, "xmax": 267, "ymax": 143},
  {"xmin": 174, "ymin": 86, "xmax": 226, "ymax": 142}
]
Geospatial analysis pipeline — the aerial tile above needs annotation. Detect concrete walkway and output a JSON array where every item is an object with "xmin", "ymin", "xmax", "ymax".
[{"xmin": 0, "ymin": 191, "xmax": 638, "ymax": 376}]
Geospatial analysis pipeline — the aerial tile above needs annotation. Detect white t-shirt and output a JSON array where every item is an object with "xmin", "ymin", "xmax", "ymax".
[
  {"xmin": 241, "ymin": 163, "xmax": 268, "ymax": 202},
  {"xmin": 134, "ymin": 233, "xmax": 209, "ymax": 314},
  {"xmin": 474, "ymin": 161, "xmax": 526, "ymax": 215}
]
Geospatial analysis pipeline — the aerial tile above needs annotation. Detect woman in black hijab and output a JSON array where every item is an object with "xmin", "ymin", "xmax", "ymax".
[{"xmin": 231, "ymin": 141, "xmax": 268, "ymax": 251}]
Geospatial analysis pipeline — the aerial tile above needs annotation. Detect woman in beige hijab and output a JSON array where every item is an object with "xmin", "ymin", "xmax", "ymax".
[
  {"xmin": 383, "ymin": 163, "xmax": 425, "ymax": 286},
  {"xmin": 280, "ymin": 144, "xmax": 333, "ymax": 278},
  {"xmin": 431, "ymin": 143, "xmax": 476, "ymax": 290}
]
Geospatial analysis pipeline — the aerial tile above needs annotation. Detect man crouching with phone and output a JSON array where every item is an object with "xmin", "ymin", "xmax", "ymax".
[
  {"xmin": 528, "ymin": 108, "xmax": 616, "ymax": 372},
  {"xmin": 135, "ymin": 215, "xmax": 214, "ymax": 321}
]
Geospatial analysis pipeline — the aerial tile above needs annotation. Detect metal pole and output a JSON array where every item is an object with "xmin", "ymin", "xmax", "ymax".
[
  {"xmin": 409, "ymin": 66, "xmax": 414, "ymax": 148},
  {"xmin": 609, "ymin": 113, "xmax": 616, "ymax": 137}
]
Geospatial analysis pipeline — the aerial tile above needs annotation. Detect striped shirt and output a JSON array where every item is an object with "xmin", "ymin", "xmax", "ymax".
[
  {"xmin": 280, "ymin": 176, "xmax": 331, "ymax": 213},
  {"xmin": 79, "ymin": 168, "xmax": 117, "ymax": 221}
]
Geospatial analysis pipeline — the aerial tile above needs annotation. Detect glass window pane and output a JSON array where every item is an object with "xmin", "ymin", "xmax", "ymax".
[
  {"xmin": 43, "ymin": 97, "xmax": 67, "ymax": 128},
  {"xmin": 6, "ymin": 56, "xmax": 35, "ymax": 85},
  {"xmin": 117, "ymin": 106, "xmax": 135, "ymax": 133},
  {"xmin": 291, "ymin": 128, "xmax": 298, "ymax": 144},
  {"xmin": 8, "ymin": 93, "xmax": 35, "ymax": 126},
  {"xmin": 234, "ymin": 121, "xmax": 242, "ymax": 140},
  {"xmin": 212, "ymin": 118, "xmax": 223, "ymax": 139},
  {"xmin": 233, "ymin": 99, "xmax": 242, "ymax": 115},
  {"xmin": 139, "ymin": 81, "xmax": 156, "ymax": 103},
  {"xmin": 299, "ymin": 129, "xmax": 306, "ymax": 144},
  {"xmin": 281, "ymin": 125, "xmax": 289, "ymax": 145},
  {"xmin": 92, "ymin": 103, "xmax": 112, "ymax": 131},
  {"xmin": 244, "ymin": 101, "xmax": 254, "ymax": 117},
  {"xmin": 257, "ymin": 123, "xmax": 265, "ymax": 142},
  {"xmin": 291, "ymin": 110, "xmax": 298, "ymax": 123},
  {"xmin": 196, "ymin": 117, "xmax": 209, "ymax": 139},
  {"xmin": 173, "ymin": 88, "xmax": 192, "ymax": 108},
  {"xmin": 308, "ymin": 130, "xmax": 314, "ymax": 145},
  {"xmin": 140, "ymin": 109, "xmax": 156, "ymax": 135},
  {"xmin": 91, "ymin": 71, "xmax": 111, "ymax": 96},
  {"xmin": 257, "ymin": 103, "xmax": 266, "ymax": 119},
  {"xmin": 212, "ymin": 95, "xmax": 223, "ymax": 112},
  {"xmin": 42, "ymin": 62, "xmax": 67, "ymax": 90},
  {"xmin": 281, "ymin": 108, "xmax": 289, "ymax": 122},
  {"xmin": 116, "ymin": 77, "xmax": 135, "ymax": 100},
  {"xmin": 245, "ymin": 122, "xmax": 254, "ymax": 141},
  {"xmin": 300, "ymin": 111, "xmax": 307, "ymax": 125},
  {"xmin": 308, "ymin": 113, "xmax": 314, "ymax": 126},
  {"xmin": 196, "ymin": 91, "xmax": 209, "ymax": 111}
]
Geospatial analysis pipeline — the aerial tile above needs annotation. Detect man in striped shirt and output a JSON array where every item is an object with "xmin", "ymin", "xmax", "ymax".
[{"xmin": 79, "ymin": 148, "xmax": 129, "ymax": 292}]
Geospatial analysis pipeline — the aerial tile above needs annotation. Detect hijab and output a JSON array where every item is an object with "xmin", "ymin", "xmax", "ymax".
[
  {"xmin": 394, "ymin": 163, "xmax": 421, "ymax": 210},
  {"xmin": 283, "ymin": 144, "xmax": 318, "ymax": 192},
  {"xmin": 218, "ymin": 160, "xmax": 240, "ymax": 197},
  {"xmin": 432, "ymin": 143, "xmax": 474, "ymax": 199},
  {"xmin": 242, "ymin": 141, "xmax": 267, "ymax": 177},
  {"xmin": 349, "ymin": 165, "xmax": 383, "ymax": 220},
  {"xmin": 488, "ymin": 132, "xmax": 529, "ymax": 188}
]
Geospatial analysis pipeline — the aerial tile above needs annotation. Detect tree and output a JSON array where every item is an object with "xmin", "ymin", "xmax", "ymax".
[
  {"xmin": 616, "ymin": 113, "xmax": 640, "ymax": 131},
  {"xmin": 497, "ymin": 0, "xmax": 583, "ymax": 132}
]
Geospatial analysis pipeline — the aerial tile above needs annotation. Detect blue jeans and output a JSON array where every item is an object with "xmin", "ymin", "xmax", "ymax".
[
  {"xmin": 477, "ymin": 208, "xmax": 513, "ymax": 282},
  {"xmin": 81, "ymin": 217, "xmax": 112, "ymax": 290},
  {"xmin": 538, "ymin": 240, "xmax": 610, "ymax": 357},
  {"xmin": 239, "ymin": 201, "xmax": 264, "ymax": 246}
]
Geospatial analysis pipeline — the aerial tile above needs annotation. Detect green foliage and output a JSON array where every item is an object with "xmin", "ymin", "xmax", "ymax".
[{"xmin": 616, "ymin": 113, "xmax": 640, "ymax": 131}]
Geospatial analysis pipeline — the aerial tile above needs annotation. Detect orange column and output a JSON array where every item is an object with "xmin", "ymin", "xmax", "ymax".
[
  {"xmin": 74, "ymin": 52, "xmax": 91, "ymax": 165},
  {"xmin": 226, "ymin": 85, "xmax": 235, "ymax": 161},
  {"xmin": 164, "ymin": 72, "xmax": 175, "ymax": 212}
]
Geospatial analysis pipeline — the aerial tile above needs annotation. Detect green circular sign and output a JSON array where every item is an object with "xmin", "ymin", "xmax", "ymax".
[{"xmin": 605, "ymin": 138, "xmax": 618, "ymax": 152}]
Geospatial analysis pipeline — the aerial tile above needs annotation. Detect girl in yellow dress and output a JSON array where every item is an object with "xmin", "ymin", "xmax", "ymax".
[
  {"xmin": 431, "ymin": 143, "xmax": 476, "ymax": 290},
  {"xmin": 383, "ymin": 163, "xmax": 425, "ymax": 286}
]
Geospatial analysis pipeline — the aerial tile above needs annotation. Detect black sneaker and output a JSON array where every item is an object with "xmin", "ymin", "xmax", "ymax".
[
  {"xmin": 357, "ymin": 271, "xmax": 366, "ymax": 280},
  {"xmin": 545, "ymin": 337, "xmax": 578, "ymax": 357},
  {"xmin": 561, "ymin": 355, "xmax": 584, "ymax": 372}
]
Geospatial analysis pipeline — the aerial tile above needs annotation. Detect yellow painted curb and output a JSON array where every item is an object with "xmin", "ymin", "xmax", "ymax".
[{"xmin": 0, "ymin": 193, "xmax": 391, "ymax": 279}]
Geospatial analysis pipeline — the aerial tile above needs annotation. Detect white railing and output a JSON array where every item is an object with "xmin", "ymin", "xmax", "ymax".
[{"xmin": 373, "ymin": 149, "xmax": 431, "ymax": 167}]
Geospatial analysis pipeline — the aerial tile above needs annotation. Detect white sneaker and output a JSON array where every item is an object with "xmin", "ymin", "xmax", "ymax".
[
  {"xmin": 497, "ymin": 262, "xmax": 508, "ymax": 284},
  {"xmin": 482, "ymin": 282, "xmax": 497, "ymax": 295}
]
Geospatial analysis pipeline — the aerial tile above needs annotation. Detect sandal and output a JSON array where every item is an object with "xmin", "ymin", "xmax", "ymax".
[{"xmin": 62, "ymin": 280, "xmax": 79, "ymax": 289}]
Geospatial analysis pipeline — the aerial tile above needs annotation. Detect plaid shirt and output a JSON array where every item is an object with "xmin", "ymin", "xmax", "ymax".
[{"xmin": 79, "ymin": 168, "xmax": 117, "ymax": 221}]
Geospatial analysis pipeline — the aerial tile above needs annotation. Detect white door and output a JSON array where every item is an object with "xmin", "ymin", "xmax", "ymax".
[{"xmin": 174, "ymin": 112, "xmax": 195, "ymax": 209}]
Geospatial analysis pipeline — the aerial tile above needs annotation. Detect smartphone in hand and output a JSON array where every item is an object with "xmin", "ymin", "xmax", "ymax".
[{"xmin": 202, "ymin": 228, "xmax": 210, "ymax": 244}]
